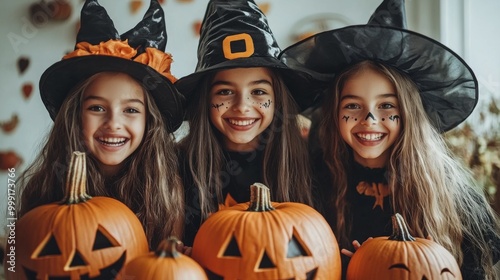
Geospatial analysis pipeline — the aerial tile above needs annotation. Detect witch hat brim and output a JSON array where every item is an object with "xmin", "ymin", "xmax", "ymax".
[
  {"xmin": 39, "ymin": 0, "xmax": 185, "ymax": 132},
  {"xmin": 280, "ymin": 1, "xmax": 478, "ymax": 132},
  {"xmin": 175, "ymin": 0, "xmax": 319, "ymax": 112},
  {"xmin": 40, "ymin": 55, "xmax": 184, "ymax": 132}
]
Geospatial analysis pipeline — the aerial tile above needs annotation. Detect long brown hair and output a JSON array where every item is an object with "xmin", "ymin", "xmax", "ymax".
[
  {"xmin": 18, "ymin": 72, "xmax": 184, "ymax": 249},
  {"xmin": 180, "ymin": 68, "xmax": 313, "ymax": 222},
  {"xmin": 319, "ymin": 61, "xmax": 500, "ymax": 279}
]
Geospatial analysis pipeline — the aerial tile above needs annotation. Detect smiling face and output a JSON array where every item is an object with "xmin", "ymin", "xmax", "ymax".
[
  {"xmin": 209, "ymin": 67, "xmax": 275, "ymax": 151},
  {"xmin": 338, "ymin": 67, "xmax": 401, "ymax": 168},
  {"xmin": 82, "ymin": 72, "xmax": 146, "ymax": 176}
]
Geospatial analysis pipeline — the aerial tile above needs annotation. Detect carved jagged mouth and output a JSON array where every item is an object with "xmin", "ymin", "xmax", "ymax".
[
  {"xmin": 23, "ymin": 251, "xmax": 126, "ymax": 280},
  {"xmin": 204, "ymin": 267, "xmax": 319, "ymax": 280}
]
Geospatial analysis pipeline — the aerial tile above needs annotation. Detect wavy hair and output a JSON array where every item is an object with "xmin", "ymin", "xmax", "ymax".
[
  {"xmin": 18, "ymin": 72, "xmax": 184, "ymax": 249},
  {"xmin": 180, "ymin": 68, "xmax": 313, "ymax": 222},
  {"xmin": 319, "ymin": 61, "xmax": 500, "ymax": 279}
]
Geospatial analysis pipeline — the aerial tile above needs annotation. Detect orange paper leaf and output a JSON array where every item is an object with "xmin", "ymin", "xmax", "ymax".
[
  {"xmin": 22, "ymin": 83, "xmax": 33, "ymax": 100},
  {"xmin": 0, "ymin": 114, "xmax": 19, "ymax": 134}
]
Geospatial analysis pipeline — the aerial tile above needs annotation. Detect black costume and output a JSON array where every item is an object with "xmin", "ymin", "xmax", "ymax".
[{"xmin": 181, "ymin": 148, "xmax": 265, "ymax": 247}]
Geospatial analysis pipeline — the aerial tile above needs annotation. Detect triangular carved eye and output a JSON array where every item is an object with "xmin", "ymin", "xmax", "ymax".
[
  {"xmin": 306, "ymin": 268, "xmax": 318, "ymax": 280},
  {"xmin": 68, "ymin": 250, "xmax": 87, "ymax": 267},
  {"xmin": 258, "ymin": 250, "xmax": 276, "ymax": 269},
  {"xmin": 287, "ymin": 232, "xmax": 311, "ymax": 258},
  {"xmin": 222, "ymin": 234, "xmax": 241, "ymax": 257},
  {"xmin": 92, "ymin": 225, "xmax": 119, "ymax": 250},
  {"xmin": 37, "ymin": 235, "xmax": 61, "ymax": 257}
]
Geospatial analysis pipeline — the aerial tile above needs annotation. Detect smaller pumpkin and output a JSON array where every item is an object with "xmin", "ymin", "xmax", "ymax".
[
  {"xmin": 116, "ymin": 237, "xmax": 207, "ymax": 279},
  {"xmin": 192, "ymin": 182, "xmax": 341, "ymax": 279},
  {"xmin": 7, "ymin": 151, "xmax": 149, "ymax": 280},
  {"xmin": 346, "ymin": 213, "xmax": 462, "ymax": 280}
]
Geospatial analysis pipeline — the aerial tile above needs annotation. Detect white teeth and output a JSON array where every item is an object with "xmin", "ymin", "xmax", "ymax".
[
  {"xmin": 228, "ymin": 119, "xmax": 256, "ymax": 126},
  {"xmin": 98, "ymin": 137, "xmax": 126, "ymax": 146},
  {"xmin": 357, "ymin": 133, "xmax": 383, "ymax": 141}
]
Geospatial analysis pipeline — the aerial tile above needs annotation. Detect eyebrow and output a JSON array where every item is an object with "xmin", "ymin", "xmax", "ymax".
[
  {"xmin": 83, "ymin": 95, "xmax": 145, "ymax": 106},
  {"xmin": 211, "ymin": 79, "xmax": 273, "ymax": 88},
  {"xmin": 340, "ymin": 93, "xmax": 397, "ymax": 101}
]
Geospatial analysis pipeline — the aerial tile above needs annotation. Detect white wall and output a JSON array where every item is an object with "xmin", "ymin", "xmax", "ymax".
[
  {"xmin": 440, "ymin": 0, "xmax": 500, "ymax": 135},
  {"xmin": 2, "ymin": 0, "xmax": 494, "ymax": 232}
]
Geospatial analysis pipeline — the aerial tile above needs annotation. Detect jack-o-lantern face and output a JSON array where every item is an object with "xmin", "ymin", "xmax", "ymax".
[
  {"xmin": 192, "ymin": 183, "xmax": 342, "ymax": 279},
  {"xmin": 15, "ymin": 198, "xmax": 149, "ymax": 280},
  {"xmin": 6, "ymin": 152, "xmax": 149, "ymax": 280},
  {"xmin": 346, "ymin": 214, "xmax": 462, "ymax": 280}
]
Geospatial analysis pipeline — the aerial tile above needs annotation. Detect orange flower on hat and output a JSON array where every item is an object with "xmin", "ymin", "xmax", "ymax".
[
  {"xmin": 63, "ymin": 40, "xmax": 137, "ymax": 60},
  {"xmin": 134, "ymin": 47, "xmax": 177, "ymax": 83}
]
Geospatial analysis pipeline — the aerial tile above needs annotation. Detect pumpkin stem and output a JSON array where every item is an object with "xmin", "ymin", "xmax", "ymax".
[
  {"xmin": 62, "ymin": 151, "xmax": 92, "ymax": 204},
  {"xmin": 388, "ymin": 213, "xmax": 416, "ymax": 241},
  {"xmin": 156, "ymin": 237, "xmax": 183, "ymax": 258},
  {"xmin": 247, "ymin": 183, "xmax": 275, "ymax": 212}
]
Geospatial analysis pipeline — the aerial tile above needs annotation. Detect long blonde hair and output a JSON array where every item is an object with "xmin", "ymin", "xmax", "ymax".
[
  {"xmin": 19, "ymin": 72, "xmax": 184, "ymax": 249},
  {"xmin": 319, "ymin": 61, "xmax": 499, "ymax": 279},
  {"xmin": 180, "ymin": 68, "xmax": 313, "ymax": 222}
]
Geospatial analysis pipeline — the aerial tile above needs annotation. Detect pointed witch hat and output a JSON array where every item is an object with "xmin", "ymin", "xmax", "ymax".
[
  {"xmin": 175, "ymin": 0, "xmax": 317, "ymax": 111},
  {"xmin": 39, "ymin": 0, "xmax": 185, "ymax": 132},
  {"xmin": 280, "ymin": 0, "xmax": 478, "ymax": 132}
]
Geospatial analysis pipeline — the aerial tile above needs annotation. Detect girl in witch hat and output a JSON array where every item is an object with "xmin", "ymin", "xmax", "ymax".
[
  {"xmin": 281, "ymin": 0, "xmax": 500, "ymax": 279},
  {"xmin": 176, "ymin": 0, "xmax": 318, "ymax": 247},
  {"xmin": 18, "ymin": 0, "xmax": 185, "ymax": 250}
]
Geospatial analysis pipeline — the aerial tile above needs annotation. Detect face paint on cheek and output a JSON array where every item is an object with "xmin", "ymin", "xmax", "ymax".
[
  {"xmin": 342, "ymin": 115, "xmax": 359, "ymax": 122},
  {"xmin": 211, "ymin": 103, "xmax": 224, "ymax": 111},
  {"xmin": 259, "ymin": 99, "xmax": 272, "ymax": 109},
  {"xmin": 388, "ymin": 115, "xmax": 401, "ymax": 124}
]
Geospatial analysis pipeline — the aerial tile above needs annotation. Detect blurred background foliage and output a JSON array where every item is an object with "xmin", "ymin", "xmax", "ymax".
[{"xmin": 445, "ymin": 94, "xmax": 500, "ymax": 215}]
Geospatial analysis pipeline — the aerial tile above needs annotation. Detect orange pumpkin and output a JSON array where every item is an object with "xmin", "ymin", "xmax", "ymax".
[
  {"xmin": 191, "ymin": 182, "xmax": 341, "ymax": 279},
  {"xmin": 346, "ymin": 213, "xmax": 462, "ymax": 280},
  {"xmin": 7, "ymin": 151, "xmax": 149, "ymax": 280},
  {"xmin": 117, "ymin": 237, "xmax": 207, "ymax": 279}
]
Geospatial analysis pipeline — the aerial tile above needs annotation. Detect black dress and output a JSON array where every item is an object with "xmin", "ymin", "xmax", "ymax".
[
  {"xmin": 312, "ymin": 154, "xmax": 393, "ymax": 278},
  {"xmin": 181, "ymin": 148, "xmax": 265, "ymax": 246}
]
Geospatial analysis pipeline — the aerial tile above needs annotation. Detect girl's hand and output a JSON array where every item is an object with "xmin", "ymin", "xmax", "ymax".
[
  {"xmin": 180, "ymin": 246, "xmax": 192, "ymax": 256},
  {"xmin": 174, "ymin": 241, "xmax": 193, "ymax": 256},
  {"xmin": 341, "ymin": 237, "xmax": 373, "ymax": 258}
]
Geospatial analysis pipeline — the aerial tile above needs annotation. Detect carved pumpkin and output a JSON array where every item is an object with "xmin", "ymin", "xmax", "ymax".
[
  {"xmin": 191, "ymin": 182, "xmax": 341, "ymax": 279},
  {"xmin": 346, "ymin": 213, "xmax": 462, "ymax": 280},
  {"xmin": 117, "ymin": 237, "xmax": 207, "ymax": 279},
  {"xmin": 8, "ymin": 151, "xmax": 149, "ymax": 280}
]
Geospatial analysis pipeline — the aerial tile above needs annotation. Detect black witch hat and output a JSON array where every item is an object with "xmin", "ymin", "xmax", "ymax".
[
  {"xmin": 39, "ymin": 0, "xmax": 185, "ymax": 132},
  {"xmin": 175, "ymin": 0, "xmax": 317, "ymax": 111},
  {"xmin": 280, "ymin": 0, "xmax": 478, "ymax": 132}
]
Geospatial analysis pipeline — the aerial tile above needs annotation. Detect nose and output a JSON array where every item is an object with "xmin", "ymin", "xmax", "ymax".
[
  {"xmin": 103, "ymin": 112, "xmax": 122, "ymax": 131},
  {"xmin": 360, "ymin": 112, "xmax": 378, "ymax": 126},
  {"xmin": 232, "ymin": 94, "xmax": 251, "ymax": 113}
]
